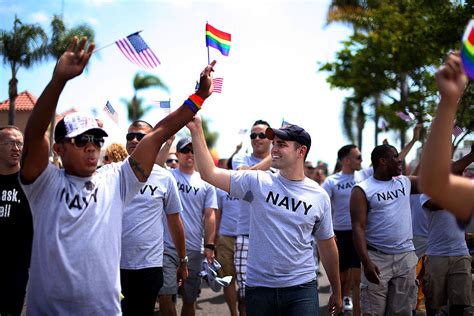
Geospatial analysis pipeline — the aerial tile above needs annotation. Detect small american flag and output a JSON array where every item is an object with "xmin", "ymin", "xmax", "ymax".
[
  {"xmin": 103, "ymin": 101, "xmax": 118, "ymax": 124},
  {"xmin": 212, "ymin": 77, "xmax": 224, "ymax": 93},
  {"xmin": 153, "ymin": 100, "xmax": 171, "ymax": 114},
  {"xmin": 238, "ymin": 128, "xmax": 248, "ymax": 135},
  {"xmin": 396, "ymin": 112, "xmax": 413, "ymax": 122},
  {"xmin": 453, "ymin": 125, "xmax": 463, "ymax": 137},
  {"xmin": 281, "ymin": 119, "xmax": 291, "ymax": 127},
  {"xmin": 115, "ymin": 32, "xmax": 160, "ymax": 69}
]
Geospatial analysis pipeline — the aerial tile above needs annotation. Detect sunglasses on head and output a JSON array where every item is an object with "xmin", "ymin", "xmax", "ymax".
[
  {"xmin": 166, "ymin": 158, "xmax": 179, "ymax": 164},
  {"xmin": 126, "ymin": 132, "xmax": 146, "ymax": 142},
  {"xmin": 250, "ymin": 132, "xmax": 267, "ymax": 140},
  {"xmin": 179, "ymin": 147, "xmax": 193, "ymax": 154},
  {"xmin": 64, "ymin": 134, "xmax": 104, "ymax": 148}
]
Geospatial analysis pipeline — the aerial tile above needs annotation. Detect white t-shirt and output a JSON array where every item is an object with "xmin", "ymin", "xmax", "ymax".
[
  {"xmin": 322, "ymin": 168, "xmax": 373, "ymax": 231},
  {"xmin": 164, "ymin": 169, "xmax": 218, "ymax": 251},
  {"xmin": 356, "ymin": 175, "xmax": 414, "ymax": 254},
  {"xmin": 21, "ymin": 161, "xmax": 142, "ymax": 315},
  {"xmin": 216, "ymin": 188, "xmax": 240, "ymax": 237},
  {"xmin": 230, "ymin": 170, "xmax": 334, "ymax": 288},
  {"xmin": 121, "ymin": 164, "xmax": 182, "ymax": 269}
]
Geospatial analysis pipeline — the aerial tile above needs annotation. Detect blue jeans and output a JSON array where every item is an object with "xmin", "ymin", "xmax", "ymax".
[{"xmin": 245, "ymin": 279, "xmax": 319, "ymax": 316}]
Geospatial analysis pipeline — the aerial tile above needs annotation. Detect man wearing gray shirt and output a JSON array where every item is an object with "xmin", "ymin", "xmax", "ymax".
[
  {"xmin": 159, "ymin": 137, "xmax": 217, "ymax": 316},
  {"xmin": 187, "ymin": 117, "xmax": 342, "ymax": 316},
  {"xmin": 351, "ymin": 144, "xmax": 419, "ymax": 315}
]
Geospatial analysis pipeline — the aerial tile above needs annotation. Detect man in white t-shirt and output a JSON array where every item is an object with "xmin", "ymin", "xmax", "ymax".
[
  {"xmin": 118, "ymin": 120, "xmax": 187, "ymax": 316},
  {"xmin": 350, "ymin": 144, "xmax": 419, "ymax": 315},
  {"xmin": 187, "ymin": 117, "xmax": 342, "ymax": 316},
  {"xmin": 231, "ymin": 119, "xmax": 272, "ymax": 316},
  {"xmin": 19, "ymin": 37, "xmax": 216, "ymax": 315},
  {"xmin": 322, "ymin": 144, "xmax": 372, "ymax": 315},
  {"xmin": 159, "ymin": 137, "xmax": 218, "ymax": 316}
]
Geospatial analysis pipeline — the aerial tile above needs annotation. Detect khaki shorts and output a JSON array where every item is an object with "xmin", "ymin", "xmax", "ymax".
[
  {"xmin": 216, "ymin": 235, "xmax": 236, "ymax": 279},
  {"xmin": 424, "ymin": 255, "xmax": 472, "ymax": 308},
  {"xmin": 361, "ymin": 250, "xmax": 417, "ymax": 316}
]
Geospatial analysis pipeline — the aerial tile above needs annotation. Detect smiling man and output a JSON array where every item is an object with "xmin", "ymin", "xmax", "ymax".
[{"xmin": 186, "ymin": 118, "xmax": 342, "ymax": 316}]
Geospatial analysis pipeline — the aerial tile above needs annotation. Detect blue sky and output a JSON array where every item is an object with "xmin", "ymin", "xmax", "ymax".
[{"xmin": 0, "ymin": 0, "xmax": 421, "ymax": 170}]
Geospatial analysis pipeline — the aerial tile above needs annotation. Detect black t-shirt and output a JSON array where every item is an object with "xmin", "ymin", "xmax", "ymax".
[{"xmin": 0, "ymin": 172, "xmax": 33, "ymax": 270}]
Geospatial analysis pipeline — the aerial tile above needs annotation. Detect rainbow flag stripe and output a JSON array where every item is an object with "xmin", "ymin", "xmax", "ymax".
[
  {"xmin": 461, "ymin": 20, "xmax": 474, "ymax": 80},
  {"xmin": 206, "ymin": 23, "xmax": 231, "ymax": 56}
]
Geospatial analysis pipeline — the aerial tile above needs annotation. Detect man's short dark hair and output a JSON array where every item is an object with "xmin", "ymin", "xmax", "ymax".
[
  {"xmin": 253, "ymin": 120, "xmax": 270, "ymax": 128},
  {"xmin": 337, "ymin": 144, "xmax": 357, "ymax": 161},
  {"xmin": 130, "ymin": 120, "xmax": 153, "ymax": 130},
  {"xmin": 371, "ymin": 144, "xmax": 397, "ymax": 169}
]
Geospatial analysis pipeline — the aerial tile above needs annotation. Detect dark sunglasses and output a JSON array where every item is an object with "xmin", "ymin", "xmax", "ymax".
[
  {"xmin": 179, "ymin": 147, "xmax": 193, "ymax": 154},
  {"xmin": 64, "ymin": 134, "xmax": 104, "ymax": 148},
  {"xmin": 126, "ymin": 132, "xmax": 146, "ymax": 142},
  {"xmin": 356, "ymin": 155, "xmax": 362, "ymax": 160},
  {"xmin": 250, "ymin": 132, "xmax": 267, "ymax": 140},
  {"xmin": 166, "ymin": 159, "xmax": 179, "ymax": 164}
]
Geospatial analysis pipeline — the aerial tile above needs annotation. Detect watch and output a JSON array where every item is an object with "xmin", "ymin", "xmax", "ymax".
[
  {"xmin": 179, "ymin": 256, "xmax": 189, "ymax": 264},
  {"xmin": 205, "ymin": 244, "xmax": 215, "ymax": 251}
]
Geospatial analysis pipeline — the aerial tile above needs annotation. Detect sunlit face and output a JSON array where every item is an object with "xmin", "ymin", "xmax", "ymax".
[
  {"xmin": 251, "ymin": 124, "xmax": 271, "ymax": 156},
  {"xmin": 270, "ymin": 136, "xmax": 302, "ymax": 170},
  {"xmin": 177, "ymin": 145, "xmax": 194, "ymax": 169},
  {"xmin": 347, "ymin": 147, "xmax": 362, "ymax": 171},
  {"xmin": 0, "ymin": 128, "xmax": 23, "ymax": 170},
  {"xmin": 54, "ymin": 133, "xmax": 104, "ymax": 177},
  {"xmin": 126, "ymin": 125, "xmax": 151, "ymax": 155},
  {"xmin": 166, "ymin": 153, "xmax": 179, "ymax": 169}
]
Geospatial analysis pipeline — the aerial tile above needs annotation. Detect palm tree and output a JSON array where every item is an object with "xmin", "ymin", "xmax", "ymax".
[
  {"xmin": 0, "ymin": 16, "xmax": 48, "ymax": 125},
  {"xmin": 125, "ymin": 72, "xmax": 168, "ymax": 122}
]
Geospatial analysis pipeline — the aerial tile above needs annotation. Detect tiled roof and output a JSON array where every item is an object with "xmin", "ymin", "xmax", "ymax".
[{"xmin": 0, "ymin": 90, "xmax": 36, "ymax": 111}]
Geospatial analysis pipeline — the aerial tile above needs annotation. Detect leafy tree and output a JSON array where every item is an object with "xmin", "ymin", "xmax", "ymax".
[{"xmin": 0, "ymin": 16, "xmax": 48, "ymax": 124}]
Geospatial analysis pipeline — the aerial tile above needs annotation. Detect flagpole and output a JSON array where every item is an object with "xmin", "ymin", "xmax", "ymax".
[
  {"xmin": 206, "ymin": 20, "xmax": 210, "ymax": 64},
  {"xmin": 93, "ymin": 41, "xmax": 116, "ymax": 53}
]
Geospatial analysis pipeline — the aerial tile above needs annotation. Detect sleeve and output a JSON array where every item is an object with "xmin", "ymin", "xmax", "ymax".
[
  {"xmin": 314, "ymin": 192, "xmax": 335, "ymax": 240},
  {"xmin": 321, "ymin": 178, "xmax": 332, "ymax": 198},
  {"xmin": 204, "ymin": 184, "xmax": 218, "ymax": 209},
  {"xmin": 216, "ymin": 189, "xmax": 225, "ymax": 210},
  {"xmin": 419, "ymin": 193, "xmax": 431, "ymax": 209},
  {"xmin": 120, "ymin": 158, "xmax": 146, "ymax": 205},
  {"xmin": 229, "ymin": 170, "xmax": 258, "ymax": 200},
  {"xmin": 231, "ymin": 154, "xmax": 246, "ymax": 170},
  {"xmin": 164, "ymin": 173, "xmax": 183, "ymax": 215},
  {"xmin": 20, "ymin": 163, "xmax": 61, "ymax": 213}
]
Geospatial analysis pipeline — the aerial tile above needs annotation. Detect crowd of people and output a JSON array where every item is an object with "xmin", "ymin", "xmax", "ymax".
[{"xmin": 0, "ymin": 38, "xmax": 473, "ymax": 316}]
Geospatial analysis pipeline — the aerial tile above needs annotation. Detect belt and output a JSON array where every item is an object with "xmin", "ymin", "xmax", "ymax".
[{"xmin": 366, "ymin": 244, "xmax": 389, "ymax": 255}]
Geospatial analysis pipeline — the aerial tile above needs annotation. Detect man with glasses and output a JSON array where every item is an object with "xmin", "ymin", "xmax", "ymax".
[
  {"xmin": 110, "ymin": 120, "xmax": 187, "ymax": 315},
  {"xmin": 322, "ymin": 144, "xmax": 372, "ymax": 315},
  {"xmin": 0, "ymin": 126, "xmax": 32, "ymax": 316},
  {"xmin": 159, "ymin": 137, "xmax": 217, "ymax": 316},
  {"xmin": 19, "ymin": 37, "xmax": 216, "ymax": 314},
  {"xmin": 231, "ymin": 119, "xmax": 272, "ymax": 316}
]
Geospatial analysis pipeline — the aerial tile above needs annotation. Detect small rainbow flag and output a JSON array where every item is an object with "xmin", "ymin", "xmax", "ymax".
[
  {"xmin": 461, "ymin": 19, "xmax": 474, "ymax": 80},
  {"xmin": 206, "ymin": 23, "xmax": 231, "ymax": 56}
]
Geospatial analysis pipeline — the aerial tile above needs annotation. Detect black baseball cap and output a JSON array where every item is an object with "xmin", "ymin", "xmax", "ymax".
[
  {"xmin": 265, "ymin": 124, "xmax": 311, "ymax": 152},
  {"xmin": 176, "ymin": 137, "xmax": 192, "ymax": 152}
]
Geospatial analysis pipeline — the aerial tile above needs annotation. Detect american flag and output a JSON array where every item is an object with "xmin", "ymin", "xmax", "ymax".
[
  {"xmin": 103, "ymin": 101, "xmax": 118, "ymax": 124},
  {"xmin": 453, "ymin": 125, "xmax": 463, "ymax": 137},
  {"xmin": 396, "ymin": 112, "xmax": 413, "ymax": 122},
  {"xmin": 238, "ymin": 128, "xmax": 248, "ymax": 135},
  {"xmin": 115, "ymin": 32, "xmax": 160, "ymax": 69},
  {"xmin": 153, "ymin": 100, "xmax": 171, "ymax": 114},
  {"xmin": 212, "ymin": 77, "xmax": 224, "ymax": 93}
]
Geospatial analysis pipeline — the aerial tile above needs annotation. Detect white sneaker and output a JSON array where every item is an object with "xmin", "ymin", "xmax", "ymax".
[{"xmin": 343, "ymin": 296, "xmax": 353, "ymax": 311}]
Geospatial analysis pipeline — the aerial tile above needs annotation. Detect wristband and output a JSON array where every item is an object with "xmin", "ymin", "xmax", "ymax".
[
  {"xmin": 204, "ymin": 244, "xmax": 215, "ymax": 251},
  {"xmin": 184, "ymin": 94, "xmax": 204, "ymax": 114}
]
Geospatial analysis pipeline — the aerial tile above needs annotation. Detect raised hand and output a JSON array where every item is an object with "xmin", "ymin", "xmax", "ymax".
[
  {"xmin": 436, "ymin": 51, "xmax": 468, "ymax": 103},
  {"xmin": 196, "ymin": 60, "xmax": 217, "ymax": 100},
  {"xmin": 186, "ymin": 115, "xmax": 203, "ymax": 134},
  {"xmin": 53, "ymin": 36, "xmax": 95, "ymax": 83}
]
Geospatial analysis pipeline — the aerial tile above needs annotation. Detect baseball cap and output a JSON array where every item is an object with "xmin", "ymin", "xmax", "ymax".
[
  {"xmin": 265, "ymin": 124, "xmax": 311, "ymax": 151},
  {"xmin": 54, "ymin": 112, "xmax": 108, "ymax": 143},
  {"xmin": 176, "ymin": 137, "xmax": 192, "ymax": 152}
]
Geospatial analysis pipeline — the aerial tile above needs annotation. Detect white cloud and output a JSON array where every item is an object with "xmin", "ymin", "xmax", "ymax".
[
  {"xmin": 84, "ymin": 0, "xmax": 114, "ymax": 6},
  {"xmin": 27, "ymin": 11, "xmax": 49, "ymax": 24}
]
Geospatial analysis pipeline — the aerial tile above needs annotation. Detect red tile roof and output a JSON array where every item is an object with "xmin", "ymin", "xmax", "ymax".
[{"xmin": 0, "ymin": 90, "xmax": 37, "ymax": 111}]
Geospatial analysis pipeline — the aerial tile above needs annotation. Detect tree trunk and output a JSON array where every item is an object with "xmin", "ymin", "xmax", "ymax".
[
  {"xmin": 8, "ymin": 69, "xmax": 18, "ymax": 125},
  {"xmin": 356, "ymin": 101, "xmax": 365, "ymax": 150},
  {"xmin": 374, "ymin": 93, "xmax": 381, "ymax": 146},
  {"xmin": 132, "ymin": 95, "xmax": 138, "ymax": 122},
  {"xmin": 399, "ymin": 74, "xmax": 409, "ymax": 149}
]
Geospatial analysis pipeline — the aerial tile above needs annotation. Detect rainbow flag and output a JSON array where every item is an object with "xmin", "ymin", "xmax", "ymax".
[
  {"xmin": 461, "ymin": 19, "xmax": 474, "ymax": 80},
  {"xmin": 206, "ymin": 23, "xmax": 231, "ymax": 56}
]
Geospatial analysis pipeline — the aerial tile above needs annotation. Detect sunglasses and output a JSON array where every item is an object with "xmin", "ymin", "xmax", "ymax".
[
  {"xmin": 166, "ymin": 159, "xmax": 179, "ymax": 164},
  {"xmin": 356, "ymin": 155, "xmax": 362, "ymax": 160},
  {"xmin": 250, "ymin": 132, "xmax": 267, "ymax": 140},
  {"xmin": 64, "ymin": 135, "xmax": 104, "ymax": 148},
  {"xmin": 126, "ymin": 132, "xmax": 146, "ymax": 142},
  {"xmin": 178, "ymin": 147, "xmax": 193, "ymax": 154}
]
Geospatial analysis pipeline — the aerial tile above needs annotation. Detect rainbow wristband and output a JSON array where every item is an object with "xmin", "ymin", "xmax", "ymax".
[{"xmin": 184, "ymin": 94, "xmax": 204, "ymax": 114}]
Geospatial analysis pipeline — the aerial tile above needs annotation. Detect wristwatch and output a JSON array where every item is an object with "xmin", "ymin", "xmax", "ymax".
[
  {"xmin": 204, "ymin": 244, "xmax": 215, "ymax": 251},
  {"xmin": 179, "ymin": 256, "xmax": 189, "ymax": 264}
]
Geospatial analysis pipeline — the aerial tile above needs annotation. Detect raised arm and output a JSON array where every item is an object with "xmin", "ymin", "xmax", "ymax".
[
  {"xmin": 419, "ymin": 52, "xmax": 474, "ymax": 221},
  {"xmin": 129, "ymin": 61, "xmax": 216, "ymax": 182},
  {"xmin": 399, "ymin": 123, "xmax": 422, "ymax": 162},
  {"xmin": 21, "ymin": 37, "xmax": 94, "ymax": 182},
  {"xmin": 187, "ymin": 116, "xmax": 231, "ymax": 192}
]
